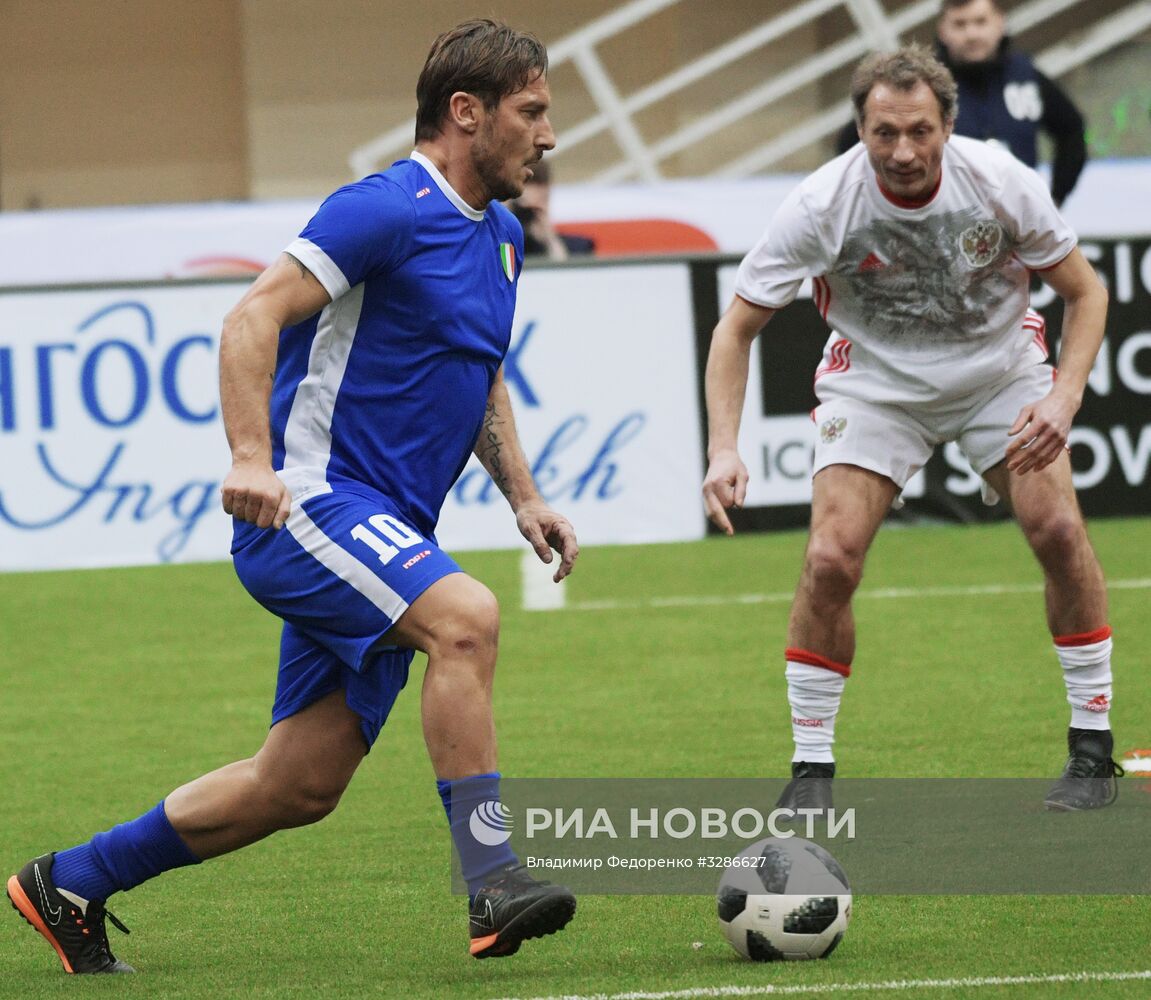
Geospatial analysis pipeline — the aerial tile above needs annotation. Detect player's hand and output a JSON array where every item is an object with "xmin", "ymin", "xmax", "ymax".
[
  {"xmin": 221, "ymin": 462, "xmax": 292, "ymax": 529},
  {"xmin": 1005, "ymin": 392, "xmax": 1077, "ymax": 475},
  {"xmin": 702, "ymin": 448, "xmax": 748, "ymax": 535},
  {"xmin": 516, "ymin": 500, "xmax": 579, "ymax": 582}
]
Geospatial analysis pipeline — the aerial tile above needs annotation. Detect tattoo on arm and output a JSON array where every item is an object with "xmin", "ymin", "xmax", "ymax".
[
  {"xmin": 285, "ymin": 253, "xmax": 309, "ymax": 280},
  {"xmin": 479, "ymin": 401, "xmax": 512, "ymax": 499}
]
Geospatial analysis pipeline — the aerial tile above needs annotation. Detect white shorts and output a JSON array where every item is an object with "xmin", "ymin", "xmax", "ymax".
[{"xmin": 811, "ymin": 363, "xmax": 1056, "ymax": 490}]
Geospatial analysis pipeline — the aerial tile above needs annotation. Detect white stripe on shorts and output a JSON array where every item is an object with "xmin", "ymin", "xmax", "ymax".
[{"xmin": 286, "ymin": 505, "xmax": 411, "ymax": 622}]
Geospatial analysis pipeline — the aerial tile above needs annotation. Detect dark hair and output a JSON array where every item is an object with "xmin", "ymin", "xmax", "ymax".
[
  {"xmin": 939, "ymin": 0, "xmax": 1003, "ymax": 12},
  {"xmin": 415, "ymin": 19, "xmax": 548, "ymax": 141},
  {"xmin": 850, "ymin": 43, "xmax": 959, "ymax": 127}
]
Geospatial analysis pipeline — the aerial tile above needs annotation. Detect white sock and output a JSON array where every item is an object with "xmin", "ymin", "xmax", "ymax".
[
  {"xmin": 1054, "ymin": 626, "xmax": 1113, "ymax": 731},
  {"xmin": 785, "ymin": 651, "xmax": 849, "ymax": 764}
]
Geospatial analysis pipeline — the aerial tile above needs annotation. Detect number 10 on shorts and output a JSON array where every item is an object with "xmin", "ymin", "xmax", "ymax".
[{"xmin": 350, "ymin": 514, "xmax": 423, "ymax": 565}]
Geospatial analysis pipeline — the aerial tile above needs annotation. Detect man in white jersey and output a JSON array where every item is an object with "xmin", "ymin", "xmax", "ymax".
[{"xmin": 702, "ymin": 45, "xmax": 1119, "ymax": 811}]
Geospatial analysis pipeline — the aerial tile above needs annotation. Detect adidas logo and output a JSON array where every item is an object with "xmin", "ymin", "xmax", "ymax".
[
  {"xmin": 858, "ymin": 252, "xmax": 886, "ymax": 272},
  {"xmin": 1082, "ymin": 694, "xmax": 1110, "ymax": 712}
]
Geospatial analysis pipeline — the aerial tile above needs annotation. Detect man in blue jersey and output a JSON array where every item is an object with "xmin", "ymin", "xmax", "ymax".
[{"xmin": 8, "ymin": 20, "xmax": 578, "ymax": 973}]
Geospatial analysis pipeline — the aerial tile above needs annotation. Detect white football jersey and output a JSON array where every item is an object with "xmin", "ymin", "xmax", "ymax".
[{"xmin": 735, "ymin": 135, "xmax": 1076, "ymax": 404}]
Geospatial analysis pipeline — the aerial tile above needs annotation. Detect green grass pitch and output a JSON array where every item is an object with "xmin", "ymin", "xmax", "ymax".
[{"xmin": 1, "ymin": 517, "xmax": 1148, "ymax": 999}]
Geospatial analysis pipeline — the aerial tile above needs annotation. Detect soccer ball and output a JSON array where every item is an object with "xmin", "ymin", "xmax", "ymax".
[{"xmin": 716, "ymin": 837, "xmax": 851, "ymax": 961}]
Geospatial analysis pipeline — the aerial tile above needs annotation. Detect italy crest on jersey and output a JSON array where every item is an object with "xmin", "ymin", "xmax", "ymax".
[
  {"xmin": 499, "ymin": 242, "xmax": 516, "ymax": 282},
  {"xmin": 959, "ymin": 221, "xmax": 1003, "ymax": 268}
]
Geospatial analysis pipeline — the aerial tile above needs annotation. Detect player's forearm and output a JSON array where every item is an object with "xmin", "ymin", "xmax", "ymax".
[
  {"xmin": 1052, "ymin": 288, "xmax": 1108, "ymax": 408},
  {"xmin": 704, "ymin": 328, "xmax": 753, "ymax": 458},
  {"xmin": 219, "ymin": 305, "xmax": 281, "ymax": 466},
  {"xmin": 473, "ymin": 378, "xmax": 541, "ymax": 511}
]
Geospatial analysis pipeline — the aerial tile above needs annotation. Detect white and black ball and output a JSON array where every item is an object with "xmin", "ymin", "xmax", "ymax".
[{"xmin": 716, "ymin": 837, "xmax": 851, "ymax": 961}]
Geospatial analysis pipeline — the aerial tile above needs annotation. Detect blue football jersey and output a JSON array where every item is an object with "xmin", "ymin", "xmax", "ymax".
[{"xmin": 271, "ymin": 152, "xmax": 524, "ymax": 535}]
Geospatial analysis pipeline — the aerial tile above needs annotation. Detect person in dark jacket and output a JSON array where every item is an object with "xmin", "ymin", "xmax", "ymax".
[
  {"xmin": 835, "ymin": 0, "xmax": 1087, "ymax": 206},
  {"xmin": 507, "ymin": 160, "xmax": 595, "ymax": 259}
]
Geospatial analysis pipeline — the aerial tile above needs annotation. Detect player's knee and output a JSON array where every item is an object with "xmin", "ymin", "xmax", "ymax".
[
  {"xmin": 1025, "ymin": 511, "xmax": 1088, "ymax": 568},
  {"xmin": 432, "ymin": 580, "xmax": 500, "ymax": 661},
  {"xmin": 803, "ymin": 536, "xmax": 864, "ymax": 599},
  {"xmin": 274, "ymin": 773, "xmax": 348, "ymax": 827}
]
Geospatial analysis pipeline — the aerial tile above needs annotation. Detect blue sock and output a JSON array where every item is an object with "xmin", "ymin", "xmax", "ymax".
[
  {"xmin": 51, "ymin": 801, "xmax": 201, "ymax": 901},
  {"xmin": 437, "ymin": 772, "xmax": 517, "ymax": 896}
]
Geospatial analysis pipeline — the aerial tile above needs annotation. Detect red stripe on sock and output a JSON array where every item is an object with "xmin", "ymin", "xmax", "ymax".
[
  {"xmin": 786, "ymin": 647, "xmax": 851, "ymax": 677},
  {"xmin": 1054, "ymin": 625, "xmax": 1112, "ymax": 647}
]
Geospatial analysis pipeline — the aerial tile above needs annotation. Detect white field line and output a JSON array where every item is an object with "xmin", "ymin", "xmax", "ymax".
[
  {"xmin": 490, "ymin": 968, "xmax": 1151, "ymax": 1000},
  {"xmin": 522, "ymin": 547, "xmax": 567, "ymax": 611},
  {"xmin": 563, "ymin": 577, "xmax": 1151, "ymax": 613}
]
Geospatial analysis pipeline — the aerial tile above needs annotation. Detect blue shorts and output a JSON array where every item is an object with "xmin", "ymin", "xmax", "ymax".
[{"xmin": 231, "ymin": 484, "xmax": 462, "ymax": 748}]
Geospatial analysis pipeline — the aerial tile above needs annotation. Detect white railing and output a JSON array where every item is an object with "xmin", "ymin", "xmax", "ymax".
[{"xmin": 349, "ymin": 0, "xmax": 1151, "ymax": 182}]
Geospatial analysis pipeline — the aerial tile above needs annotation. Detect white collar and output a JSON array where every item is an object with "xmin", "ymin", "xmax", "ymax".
[{"xmin": 409, "ymin": 150, "xmax": 485, "ymax": 221}]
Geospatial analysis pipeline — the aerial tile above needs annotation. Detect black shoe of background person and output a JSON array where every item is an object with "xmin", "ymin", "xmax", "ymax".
[
  {"xmin": 776, "ymin": 761, "xmax": 836, "ymax": 812},
  {"xmin": 1044, "ymin": 728, "xmax": 1123, "ymax": 811}
]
